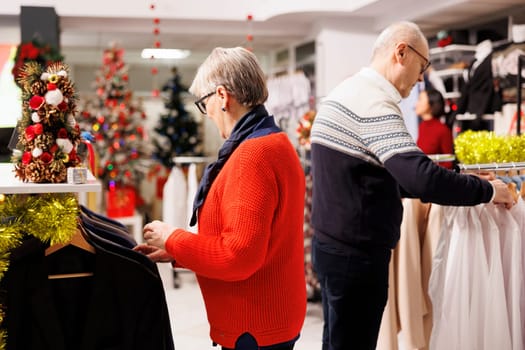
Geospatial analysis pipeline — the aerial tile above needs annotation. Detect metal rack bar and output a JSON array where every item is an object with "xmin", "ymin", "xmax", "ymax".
[
  {"xmin": 173, "ymin": 156, "xmax": 215, "ymax": 164},
  {"xmin": 456, "ymin": 161, "xmax": 525, "ymax": 172}
]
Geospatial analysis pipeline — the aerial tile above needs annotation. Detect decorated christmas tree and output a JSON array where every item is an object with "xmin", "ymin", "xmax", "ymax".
[
  {"xmin": 79, "ymin": 44, "xmax": 152, "ymax": 216},
  {"xmin": 12, "ymin": 61, "xmax": 82, "ymax": 183},
  {"xmin": 152, "ymin": 67, "xmax": 203, "ymax": 168}
]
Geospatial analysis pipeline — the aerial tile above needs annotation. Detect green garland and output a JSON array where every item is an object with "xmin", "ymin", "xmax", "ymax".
[
  {"xmin": 454, "ymin": 130, "xmax": 525, "ymax": 164},
  {"xmin": 0, "ymin": 193, "xmax": 79, "ymax": 349}
]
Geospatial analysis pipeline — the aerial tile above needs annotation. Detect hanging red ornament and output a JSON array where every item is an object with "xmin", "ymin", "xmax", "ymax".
[
  {"xmin": 153, "ymin": 18, "xmax": 160, "ymax": 25},
  {"xmin": 153, "ymin": 28, "xmax": 160, "ymax": 35},
  {"xmin": 154, "ymin": 40, "xmax": 161, "ymax": 48},
  {"xmin": 246, "ymin": 34, "xmax": 253, "ymax": 42},
  {"xmin": 151, "ymin": 89, "xmax": 160, "ymax": 97},
  {"xmin": 151, "ymin": 67, "xmax": 158, "ymax": 75},
  {"xmin": 247, "ymin": 14, "xmax": 253, "ymax": 21},
  {"xmin": 150, "ymin": 4, "xmax": 155, "ymax": 10}
]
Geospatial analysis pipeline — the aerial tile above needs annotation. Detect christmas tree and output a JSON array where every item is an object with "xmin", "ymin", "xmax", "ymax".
[
  {"xmin": 12, "ymin": 61, "xmax": 82, "ymax": 183},
  {"xmin": 78, "ymin": 44, "xmax": 152, "ymax": 213},
  {"xmin": 152, "ymin": 67, "xmax": 203, "ymax": 168}
]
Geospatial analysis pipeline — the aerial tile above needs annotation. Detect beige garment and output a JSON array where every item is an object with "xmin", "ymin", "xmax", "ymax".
[{"xmin": 378, "ymin": 199, "xmax": 443, "ymax": 350}]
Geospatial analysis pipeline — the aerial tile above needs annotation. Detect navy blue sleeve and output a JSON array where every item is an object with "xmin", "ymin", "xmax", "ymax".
[{"xmin": 384, "ymin": 151, "xmax": 493, "ymax": 206}]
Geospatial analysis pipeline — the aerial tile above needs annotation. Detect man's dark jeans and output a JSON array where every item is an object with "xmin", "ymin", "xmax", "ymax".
[{"xmin": 312, "ymin": 235, "xmax": 391, "ymax": 350}]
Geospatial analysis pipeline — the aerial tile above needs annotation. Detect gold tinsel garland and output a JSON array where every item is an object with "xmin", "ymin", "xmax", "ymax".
[
  {"xmin": 0, "ymin": 193, "xmax": 79, "ymax": 349},
  {"xmin": 454, "ymin": 130, "xmax": 525, "ymax": 164}
]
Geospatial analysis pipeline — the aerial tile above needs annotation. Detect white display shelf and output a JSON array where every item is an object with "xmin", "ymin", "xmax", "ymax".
[{"xmin": 0, "ymin": 163, "xmax": 101, "ymax": 194}]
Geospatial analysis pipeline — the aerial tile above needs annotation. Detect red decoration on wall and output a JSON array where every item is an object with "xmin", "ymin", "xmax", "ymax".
[
  {"xmin": 245, "ymin": 13, "xmax": 254, "ymax": 51},
  {"xmin": 150, "ymin": 2, "xmax": 160, "ymax": 97}
]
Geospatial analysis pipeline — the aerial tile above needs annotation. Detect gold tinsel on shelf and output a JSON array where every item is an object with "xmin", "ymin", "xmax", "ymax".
[
  {"xmin": 0, "ymin": 193, "xmax": 79, "ymax": 350},
  {"xmin": 454, "ymin": 130, "xmax": 525, "ymax": 164}
]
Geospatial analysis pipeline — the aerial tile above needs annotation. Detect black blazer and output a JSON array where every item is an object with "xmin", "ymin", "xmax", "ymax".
[{"xmin": 2, "ymin": 236, "xmax": 175, "ymax": 350}]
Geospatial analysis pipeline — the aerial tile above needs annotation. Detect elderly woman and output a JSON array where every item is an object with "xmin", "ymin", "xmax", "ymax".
[{"xmin": 136, "ymin": 47, "xmax": 307, "ymax": 350}]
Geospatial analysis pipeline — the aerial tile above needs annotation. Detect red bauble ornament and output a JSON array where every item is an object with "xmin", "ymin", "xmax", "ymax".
[
  {"xmin": 151, "ymin": 89, "xmax": 160, "ymax": 97},
  {"xmin": 29, "ymin": 95, "xmax": 45, "ymax": 110},
  {"xmin": 154, "ymin": 41, "xmax": 161, "ymax": 48},
  {"xmin": 151, "ymin": 67, "xmax": 158, "ymax": 75},
  {"xmin": 22, "ymin": 152, "xmax": 32, "ymax": 165},
  {"xmin": 153, "ymin": 18, "xmax": 160, "ymax": 24},
  {"xmin": 247, "ymin": 34, "xmax": 253, "ymax": 41},
  {"xmin": 247, "ymin": 14, "xmax": 253, "ymax": 21},
  {"xmin": 153, "ymin": 28, "xmax": 160, "ymax": 35}
]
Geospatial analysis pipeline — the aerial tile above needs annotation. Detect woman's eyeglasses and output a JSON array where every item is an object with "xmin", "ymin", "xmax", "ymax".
[{"xmin": 194, "ymin": 91, "xmax": 216, "ymax": 114}]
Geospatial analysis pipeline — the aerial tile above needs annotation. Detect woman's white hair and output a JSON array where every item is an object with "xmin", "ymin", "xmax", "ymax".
[
  {"xmin": 372, "ymin": 21, "xmax": 427, "ymax": 59},
  {"xmin": 189, "ymin": 47, "xmax": 268, "ymax": 107}
]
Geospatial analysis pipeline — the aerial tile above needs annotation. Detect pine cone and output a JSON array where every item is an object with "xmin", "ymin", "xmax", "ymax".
[
  {"xmin": 60, "ymin": 80, "xmax": 75, "ymax": 99},
  {"xmin": 31, "ymin": 80, "xmax": 47, "ymax": 96},
  {"xmin": 34, "ymin": 133, "xmax": 54, "ymax": 150},
  {"xmin": 25, "ymin": 162, "xmax": 45, "ymax": 183}
]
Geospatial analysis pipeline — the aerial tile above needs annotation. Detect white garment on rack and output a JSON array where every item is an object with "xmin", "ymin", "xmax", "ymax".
[
  {"xmin": 162, "ymin": 166, "xmax": 187, "ymax": 229},
  {"xmin": 479, "ymin": 204, "xmax": 512, "ymax": 350},
  {"xmin": 468, "ymin": 206, "xmax": 489, "ymax": 350},
  {"xmin": 186, "ymin": 163, "xmax": 198, "ymax": 233},
  {"xmin": 508, "ymin": 199, "xmax": 525, "ymax": 350},
  {"xmin": 430, "ymin": 203, "xmax": 522, "ymax": 350}
]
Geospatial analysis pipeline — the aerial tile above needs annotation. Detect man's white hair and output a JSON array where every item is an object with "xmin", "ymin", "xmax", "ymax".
[{"xmin": 372, "ymin": 21, "xmax": 427, "ymax": 60}]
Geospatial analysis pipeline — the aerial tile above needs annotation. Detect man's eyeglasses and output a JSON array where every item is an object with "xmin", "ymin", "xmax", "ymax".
[
  {"xmin": 195, "ymin": 91, "xmax": 216, "ymax": 114},
  {"xmin": 407, "ymin": 44, "xmax": 431, "ymax": 74}
]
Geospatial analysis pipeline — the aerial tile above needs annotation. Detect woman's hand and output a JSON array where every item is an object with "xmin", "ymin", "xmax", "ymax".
[
  {"xmin": 133, "ymin": 244, "xmax": 174, "ymax": 263},
  {"xmin": 143, "ymin": 220, "xmax": 176, "ymax": 249}
]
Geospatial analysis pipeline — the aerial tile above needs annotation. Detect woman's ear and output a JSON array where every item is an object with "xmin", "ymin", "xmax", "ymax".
[{"xmin": 216, "ymin": 85, "xmax": 229, "ymax": 111}]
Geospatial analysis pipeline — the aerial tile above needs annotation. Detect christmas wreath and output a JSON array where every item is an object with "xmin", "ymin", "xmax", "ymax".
[{"xmin": 11, "ymin": 40, "xmax": 63, "ymax": 87}]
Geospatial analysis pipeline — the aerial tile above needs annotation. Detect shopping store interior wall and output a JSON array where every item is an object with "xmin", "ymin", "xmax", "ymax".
[{"xmin": 1, "ymin": 0, "xmax": 525, "ymax": 95}]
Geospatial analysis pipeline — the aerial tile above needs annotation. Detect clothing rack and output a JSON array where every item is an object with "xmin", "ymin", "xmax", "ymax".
[
  {"xmin": 173, "ymin": 156, "xmax": 214, "ymax": 165},
  {"xmin": 428, "ymin": 153, "xmax": 456, "ymax": 163},
  {"xmin": 456, "ymin": 161, "xmax": 525, "ymax": 172}
]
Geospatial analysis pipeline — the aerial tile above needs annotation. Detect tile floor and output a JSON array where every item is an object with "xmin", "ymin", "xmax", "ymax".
[{"xmin": 157, "ymin": 263, "xmax": 324, "ymax": 349}]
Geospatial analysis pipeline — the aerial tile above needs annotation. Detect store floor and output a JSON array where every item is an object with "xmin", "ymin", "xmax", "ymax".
[{"xmin": 157, "ymin": 263, "xmax": 324, "ymax": 349}]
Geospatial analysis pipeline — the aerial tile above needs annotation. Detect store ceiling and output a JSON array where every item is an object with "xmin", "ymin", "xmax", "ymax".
[{"xmin": 1, "ymin": 0, "xmax": 524, "ymax": 67}]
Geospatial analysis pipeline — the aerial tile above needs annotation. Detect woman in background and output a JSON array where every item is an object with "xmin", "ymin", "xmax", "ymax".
[{"xmin": 415, "ymin": 88, "xmax": 454, "ymax": 168}]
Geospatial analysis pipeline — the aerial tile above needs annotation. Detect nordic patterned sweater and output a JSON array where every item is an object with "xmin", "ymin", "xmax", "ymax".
[
  {"xmin": 165, "ymin": 132, "xmax": 307, "ymax": 348},
  {"xmin": 310, "ymin": 67, "xmax": 493, "ymax": 249}
]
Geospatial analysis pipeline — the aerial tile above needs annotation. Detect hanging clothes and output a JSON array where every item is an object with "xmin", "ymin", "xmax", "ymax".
[
  {"xmin": 2, "ymin": 210, "xmax": 175, "ymax": 350},
  {"xmin": 429, "ymin": 201, "xmax": 525, "ymax": 350}
]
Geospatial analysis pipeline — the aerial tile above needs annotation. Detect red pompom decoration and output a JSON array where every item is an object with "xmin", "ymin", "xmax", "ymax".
[
  {"xmin": 247, "ymin": 34, "xmax": 253, "ymax": 41},
  {"xmin": 153, "ymin": 28, "xmax": 160, "ymax": 35},
  {"xmin": 33, "ymin": 123, "xmax": 43, "ymax": 135},
  {"xmin": 47, "ymin": 83, "xmax": 57, "ymax": 91},
  {"xmin": 57, "ymin": 100, "xmax": 68, "ymax": 111},
  {"xmin": 25, "ymin": 125, "xmax": 36, "ymax": 141},
  {"xmin": 247, "ymin": 14, "xmax": 253, "ymax": 21},
  {"xmin": 22, "ymin": 151, "xmax": 32, "ymax": 165},
  {"xmin": 154, "ymin": 41, "xmax": 161, "ymax": 48},
  {"xmin": 153, "ymin": 18, "xmax": 160, "ymax": 24},
  {"xmin": 40, "ymin": 152, "xmax": 53, "ymax": 164},
  {"xmin": 57, "ymin": 128, "xmax": 68, "ymax": 138},
  {"xmin": 29, "ymin": 95, "xmax": 45, "ymax": 110},
  {"xmin": 151, "ymin": 67, "xmax": 158, "ymax": 75}
]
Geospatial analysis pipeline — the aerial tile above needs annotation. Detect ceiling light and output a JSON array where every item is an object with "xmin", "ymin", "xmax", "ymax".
[{"xmin": 141, "ymin": 48, "xmax": 191, "ymax": 60}]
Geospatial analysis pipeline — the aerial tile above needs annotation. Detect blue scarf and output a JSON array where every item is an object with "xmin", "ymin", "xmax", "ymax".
[{"xmin": 189, "ymin": 105, "xmax": 281, "ymax": 226}]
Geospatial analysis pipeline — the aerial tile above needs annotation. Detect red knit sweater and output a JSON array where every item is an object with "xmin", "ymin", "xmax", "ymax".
[
  {"xmin": 417, "ymin": 118, "xmax": 454, "ymax": 168},
  {"xmin": 165, "ymin": 132, "xmax": 307, "ymax": 348}
]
